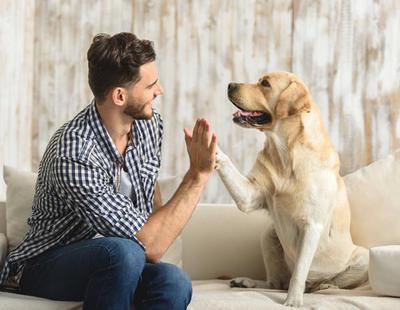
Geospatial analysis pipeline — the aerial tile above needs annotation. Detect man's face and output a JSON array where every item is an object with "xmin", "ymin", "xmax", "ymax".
[{"xmin": 124, "ymin": 61, "xmax": 163, "ymax": 120}]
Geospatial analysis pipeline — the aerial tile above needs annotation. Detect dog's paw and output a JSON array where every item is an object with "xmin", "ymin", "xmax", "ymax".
[
  {"xmin": 283, "ymin": 290, "xmax": 303, "ymax": 307},
  {"xmin": 230, "ymin": 277, "xmax": 257, "ymax": 288},
  {"xmin": 215, "ymin": 146, "xmax": 229, "ymax": 170}
]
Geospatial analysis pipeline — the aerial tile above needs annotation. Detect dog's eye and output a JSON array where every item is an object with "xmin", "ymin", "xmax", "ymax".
[{"xmin": 261, "ymin": 79, "xmax": 271, "ymax": 88}]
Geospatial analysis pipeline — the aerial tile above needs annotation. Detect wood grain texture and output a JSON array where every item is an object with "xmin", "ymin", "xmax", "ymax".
[
  {"xmin": 0, "ymin": 0, "xmax": 399, "ymax": 203},
  {"xmin": 0, "ymin": 0, "xmax": 35, "ymax": 200},
  {"xmin": 292, "ymin": 0, "xmax": 400, "ymax": 174},
  {"xmin": 32, "ymin": 0, "xmax": 133, "ymax": 169},
  {"xmin": 132, "ymin": 0, "xmax": 293, "ymax": 202}
]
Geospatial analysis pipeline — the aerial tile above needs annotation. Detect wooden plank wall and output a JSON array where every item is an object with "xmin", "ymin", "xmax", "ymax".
[
  {"xmin": 0, "ymin": 0, "xmax": 35, "ymax": 200},
  {"xmin": 1, "ymin": 0, "xmax": 399, "ymax": 203}
]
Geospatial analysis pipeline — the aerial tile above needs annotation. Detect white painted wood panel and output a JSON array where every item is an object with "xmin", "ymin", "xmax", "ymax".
[
  {"xmin": 0, "ymin": 0, "xmax": 35, "ymax": 200},
  {"xmin": 133, "ymin": 0, "xmax": 293, "ymax": 203},
  {"xmin": 32, "ymin": 0, "xmax": 133, "ymax": 168},
  {"xmin": 292, "ymin": 0, "xmax": 400, "ymax": 173},
  {"xmin": 0, "ymin": 0, "xmax": 399, "ymax": 203}
]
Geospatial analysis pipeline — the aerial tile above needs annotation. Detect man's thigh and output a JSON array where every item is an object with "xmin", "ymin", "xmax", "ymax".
[{"xmin": 20, "ymin": 236, "xmax": 144, "ymax": 301}]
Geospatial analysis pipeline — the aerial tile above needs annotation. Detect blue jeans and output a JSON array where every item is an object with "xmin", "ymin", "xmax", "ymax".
[{"xmin": 19, "ymin": 237, "xmax": 192, "ymax": 310}]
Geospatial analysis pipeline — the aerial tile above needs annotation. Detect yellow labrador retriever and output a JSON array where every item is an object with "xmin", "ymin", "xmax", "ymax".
[{"xmin": 216, "ymin": 71, "xmax": 368, "ymax": 307}]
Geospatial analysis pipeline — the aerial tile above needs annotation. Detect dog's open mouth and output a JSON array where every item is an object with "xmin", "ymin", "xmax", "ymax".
[{"xmin": 232, "ymin": 110, "xmax": 272, "ymax": 126}]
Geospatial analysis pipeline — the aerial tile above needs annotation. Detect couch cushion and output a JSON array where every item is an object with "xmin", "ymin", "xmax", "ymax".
[
  {"xmin": 369, "ymin": 245, "xmax": 400, "ymax": 297},
  {"xmin": 2, "ymin": 166, "xmax": 182, "ymax": 266},
  {"xmin": 0, "ymin": 201, "xmax": 6, "ymax": 235},
  {"xmin": 3, "ymin": 166, "xmax": 37, "ymax": 251},
  {"xmin": 0, "ymin": 233, "xmax": 7, "ymax": 269},
  {"xmin": 0, "ymin": 291, "xmax": 82, "ymax": 310},
  {"xmin": 344, "ymin": 149, "xmax": 400, "ymax": 248},
  {"xmin": 182, "ymin": 204, "xmax": 269, "ymax": 281},
  {"xmin": 188, "ymin": 280, "xmax": 400, "ymax": 309}
]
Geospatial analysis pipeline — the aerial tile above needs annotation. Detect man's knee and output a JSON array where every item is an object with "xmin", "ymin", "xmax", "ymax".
[
  {"xmin": 96, "ymin": 237, "xmax": 146, "ymax": 278},
  {"xmin": 150, "ymin": 263, "xmax": 193, "ymax": 305}
]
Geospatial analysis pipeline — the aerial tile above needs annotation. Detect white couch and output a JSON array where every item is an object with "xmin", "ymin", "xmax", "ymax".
[{"xmin": 1, "ymin": 150, "xmax": 400, "ymax": 309}]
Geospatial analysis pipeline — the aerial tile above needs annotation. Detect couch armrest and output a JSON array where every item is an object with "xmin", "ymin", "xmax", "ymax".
[{"xmin": 0, "ymin": 233, "xmax": 7, "ymax": 269}]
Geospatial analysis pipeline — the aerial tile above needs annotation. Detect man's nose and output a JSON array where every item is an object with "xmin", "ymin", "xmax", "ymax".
[{"xmin": 156, "ymin": 83, "xmax": 164, "ymax": 96}]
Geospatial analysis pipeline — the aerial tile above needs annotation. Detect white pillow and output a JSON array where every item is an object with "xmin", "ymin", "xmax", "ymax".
[
  {"xmin": 369, "ymin": 245, "xmax": 400, "ymax": 297},
  {"xmin": 3, "ymin": 165, "xmax": 37, "ymax": 251},
  {"xmin": 3, "ymin": 166, "xmax": 183, "ymax": 267},
  {"xmin": 344, "ymin": 149, "xmax": 400, "ymax": 248}
]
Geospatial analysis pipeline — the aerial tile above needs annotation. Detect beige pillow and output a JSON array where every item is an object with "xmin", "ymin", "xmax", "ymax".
[
  {"xmin": 369, "ymin": 245, "xmax": 400, "ymax": 297},
  {"xmin": 0, "ymin": 233, "xmax": 7, "ymax": 269},
  {"xmin": 344, "ymin": 149, "xmax": 400, "ymax": 248},
  {"xmin": 3, "ymin": 166, "xmax": 182, "ymax": 267},
  {"xmin": 3, "ymin": 165, "xmax": 37, "ymax": 251}
]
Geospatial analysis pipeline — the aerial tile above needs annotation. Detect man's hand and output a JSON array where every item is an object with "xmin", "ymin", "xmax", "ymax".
[{"xmin": 183, "ymin": 118, "xmax": 217, "ymax": 184}]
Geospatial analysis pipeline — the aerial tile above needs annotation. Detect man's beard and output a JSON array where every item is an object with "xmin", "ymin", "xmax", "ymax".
[{"xmin": 123, "ymin": 97, "xmax": 153, "ymax": 120}]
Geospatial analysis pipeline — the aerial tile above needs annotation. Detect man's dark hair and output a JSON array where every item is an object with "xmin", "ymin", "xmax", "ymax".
[{"xmin": 87, "ymin": 32, "xmax": 156, "ymax": 101}]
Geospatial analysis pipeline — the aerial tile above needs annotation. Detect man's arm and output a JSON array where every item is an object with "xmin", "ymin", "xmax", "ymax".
[
  {"xmin": 136, "ymin": 118, "xmax": 216, "ymax": 263},
  {"xmin": 152, "ymin": 181, "xmax": 163, "ymax": 212}
]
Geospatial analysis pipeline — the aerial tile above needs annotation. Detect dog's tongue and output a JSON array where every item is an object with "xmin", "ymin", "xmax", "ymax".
[{"xmin": 233, "ymin": 110, "xmax": 263, "ymax": 117}]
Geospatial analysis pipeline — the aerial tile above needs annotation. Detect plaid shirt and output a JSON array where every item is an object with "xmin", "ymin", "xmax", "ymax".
[{"xmin": 0, "ymin": 100, "xmax": 163, "ymax": 287}]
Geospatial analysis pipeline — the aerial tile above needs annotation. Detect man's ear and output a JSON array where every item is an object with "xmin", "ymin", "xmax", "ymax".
[
  {"xmin": 111, "ymin": 87, "xmax": 126, "ymax": 107},
  {"xmin": 275, "ymin": 81, "xmax": 311, "ymax": 119}
]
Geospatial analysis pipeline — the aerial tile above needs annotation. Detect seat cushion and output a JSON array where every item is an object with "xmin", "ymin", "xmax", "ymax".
[
  {"xmin": 344, "ymin": 149, "xmax": 400, "ymax": 248},
  {"xmin": 0, "ymin": 291, "xmax": 82, "ymax": 310},
  {"xmin": 188, "ymin": 280, "xmax": 400, "ymax": 309}
]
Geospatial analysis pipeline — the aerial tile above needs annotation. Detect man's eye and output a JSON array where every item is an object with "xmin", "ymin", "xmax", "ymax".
[{"xmin": 261, "ymin": 80, "xmax": 271, "ymax": 87}]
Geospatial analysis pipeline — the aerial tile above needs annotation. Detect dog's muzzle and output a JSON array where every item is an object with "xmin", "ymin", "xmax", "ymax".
[{"xmin": 228, "ymin": 84, "xmax": 272, "ymax": 126}]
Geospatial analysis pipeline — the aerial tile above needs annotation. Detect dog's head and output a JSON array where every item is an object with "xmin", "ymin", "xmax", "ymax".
[{"xmin": 227, "ymin": 71, "xmax": 312, "ymax": 130}]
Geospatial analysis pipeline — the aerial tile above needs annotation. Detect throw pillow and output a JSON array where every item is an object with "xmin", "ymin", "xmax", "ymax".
[{"xmin": 344, "ymin": 149, "xmax": 400, "ymax": 248}]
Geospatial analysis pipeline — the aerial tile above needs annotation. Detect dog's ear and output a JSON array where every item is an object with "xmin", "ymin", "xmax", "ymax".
[{"xmin": 275, "ymin": 81, "xmax": 311, "ymax": 119}]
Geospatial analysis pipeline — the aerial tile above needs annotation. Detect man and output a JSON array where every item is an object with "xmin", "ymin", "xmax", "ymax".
[{"xmin": 0, "ymin": 32, "xmax": 217, "ymax": 309}]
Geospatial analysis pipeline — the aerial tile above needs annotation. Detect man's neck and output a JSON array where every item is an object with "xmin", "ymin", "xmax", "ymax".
[{"xmin": 95, "ymin": 100, "xmax": 133, "ymax": 154}]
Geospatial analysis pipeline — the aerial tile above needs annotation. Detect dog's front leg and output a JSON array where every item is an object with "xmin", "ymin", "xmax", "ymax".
[
  {"xmin": 216, "ymin": 147, "xmax": 264, "ymax": 213},
  {"xmin": 284, "ymin": 223, "xmax": 323, "ymax": 307}
]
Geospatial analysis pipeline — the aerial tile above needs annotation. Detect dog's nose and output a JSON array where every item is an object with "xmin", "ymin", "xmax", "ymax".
[{"xmin": 228, "ymin": 83, "xmax": 238, "ymax": 92}]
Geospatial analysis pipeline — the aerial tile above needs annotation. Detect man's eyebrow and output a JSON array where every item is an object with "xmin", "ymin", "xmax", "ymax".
[{"xmin": 146, "ymin": 79, "xmax": 158, "ymax": 89}]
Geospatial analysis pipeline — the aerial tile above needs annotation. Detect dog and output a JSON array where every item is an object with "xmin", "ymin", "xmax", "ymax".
[{"xmin": 215, "ymin": 71, "xmax": 368, "ymax": 307}]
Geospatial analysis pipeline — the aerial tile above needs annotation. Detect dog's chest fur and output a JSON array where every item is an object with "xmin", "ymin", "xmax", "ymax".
[{"xmin": 253, "ymin": 126, "xmax": 342, "ymax": 270}]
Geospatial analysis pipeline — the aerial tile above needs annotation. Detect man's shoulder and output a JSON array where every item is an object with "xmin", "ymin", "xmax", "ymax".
[{"xmin": 52, "ymin": 105, "xmax": 97, "ymax": 161}]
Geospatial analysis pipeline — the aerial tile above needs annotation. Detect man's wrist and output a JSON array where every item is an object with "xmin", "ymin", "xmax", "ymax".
[{"xmin": 185, "ymin": 168, "xmax": 209, "ymax": 187}]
